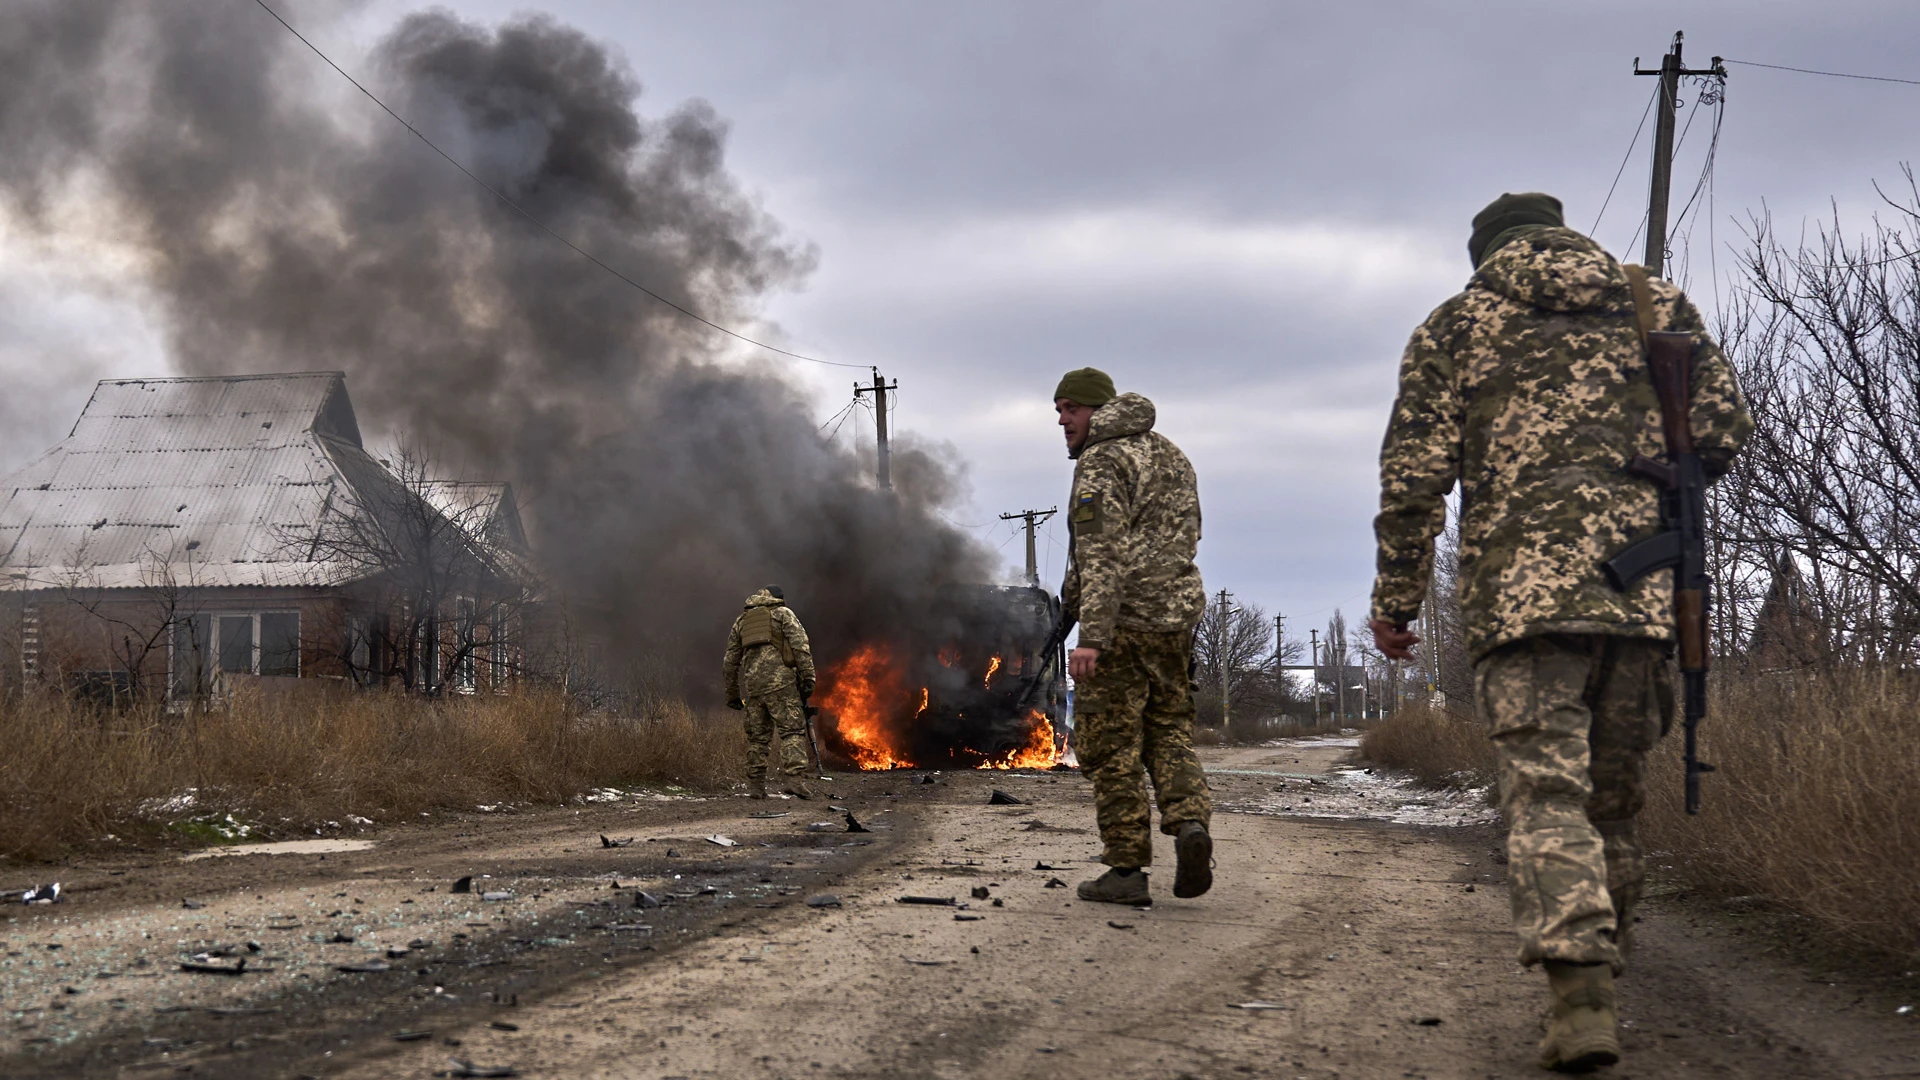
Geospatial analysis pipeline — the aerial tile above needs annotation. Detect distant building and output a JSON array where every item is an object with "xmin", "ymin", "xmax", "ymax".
[{"xmin": 0, "ymin": 373, "xmax": 531, "ymax": 703}]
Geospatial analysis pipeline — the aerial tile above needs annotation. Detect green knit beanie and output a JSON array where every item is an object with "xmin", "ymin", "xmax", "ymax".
[
  {"xmin": 1053, "ymin": 367, "xmax": 1116, "ymax": 408},
  {"xmin": 1469, "ymin": 192, "xmax": 1564, "ymax": 267}
]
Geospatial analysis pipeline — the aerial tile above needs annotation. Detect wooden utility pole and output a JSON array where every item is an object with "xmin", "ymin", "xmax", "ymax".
[
  {"xmin": 1214, "ymin": 590, "xmax": 1235, "ymax": 726},
  {"xmin": 1635, "ymin": 32, "xmax": 1726, "ymax": 278},
  {"xmin": 1309, "ymin": 628, "xmax": 1321, "ymax": 727},
  {"xmin": 852, "ymin": 367, "xmax": 899, "ymax": 489},
  {"xmin": 998, "ymin": 507, "xmax": 1058, "ymax": 587}
]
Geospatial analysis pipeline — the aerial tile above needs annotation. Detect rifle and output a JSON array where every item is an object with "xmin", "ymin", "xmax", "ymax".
[
  {"xmin": 1601, "ymin": 328, "xmax": 1713, "ymax": 814},
  {"xmin": 800, "ymin": 689, "xmax": 827, "ymax": 778},
  {"xmin": 1013, "ymin": 612, "xmax": 1077, "ymax": 713}
]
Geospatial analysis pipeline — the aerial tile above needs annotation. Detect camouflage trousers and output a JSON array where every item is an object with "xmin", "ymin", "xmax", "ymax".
[
  {"xmin": 1475, "ymin": 633, "xmax": 1673, "ymax": 973},
  {"xmin": 1074, "ymin": 626, "xmax": 1212, "ymax": 868},
  {"xmin": 743, "ymin": 685, "xmax": 811, "ymax": 781}
]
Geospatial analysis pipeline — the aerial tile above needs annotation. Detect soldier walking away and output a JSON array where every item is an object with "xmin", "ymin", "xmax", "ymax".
[
  {"xmin": 1054, "ymin": 367, "xmax": 1213, "ymax": 906},
  {"xmin": 723, "ymin": 585, "xmax": 818, "ymax": 800},
  {"xmin": 1369, "ymin": 193, "xmax": 1751, "ymax": 1072}
]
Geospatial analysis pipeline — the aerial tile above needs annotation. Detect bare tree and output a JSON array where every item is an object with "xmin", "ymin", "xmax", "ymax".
[
  {"xmin": 1717, "ymin": 179, "xmax": 1920, "ymax": 665},
  {"xmin": 1194, "ymin": 597, "xmax": 1275, "ymax": 727}
]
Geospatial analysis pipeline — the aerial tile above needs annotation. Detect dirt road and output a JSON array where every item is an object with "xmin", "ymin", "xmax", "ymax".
[{"xmin": 4, "ymin": 738, "xmax": 1916, "ymax": 1079}]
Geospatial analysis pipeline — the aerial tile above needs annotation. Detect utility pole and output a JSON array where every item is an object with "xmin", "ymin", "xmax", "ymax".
[
  {"xmin": 1309, "ymin": 628, "xmax": 1321, "ymax": 728},
  {"xmin": 998, "ymin": 507, "xmax": 1058, "ymax": 587},
  {"xmin": 1214, "ymin": 589, "xmax": 1234, "ymax": 727},
  {"xmin": 852, "ymin": 367, "xmax": 899, "ymax": 489},
  {"xmin": 1635, "ymin": 32, "xmax": 1726, "ymax": 278}
]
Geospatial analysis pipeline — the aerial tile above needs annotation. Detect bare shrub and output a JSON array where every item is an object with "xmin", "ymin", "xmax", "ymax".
[
  {"xmin": 1641, "ymin": 668, "xmax": 1920, "ymax": 963},
  {"xmin": 0, "ymin": 688, "xmax": 744, "ymax": 861},
  {"xmin": 1356, "ymin": 701, "xmax": 1494, "ymax": 788}
]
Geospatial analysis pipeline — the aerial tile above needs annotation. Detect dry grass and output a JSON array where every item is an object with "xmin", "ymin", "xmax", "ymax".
[
  {"xmin": 1641, "ymin": 668, "xmax": 1920, "ymax": 963},
  {"xmin": 1357, "ymin": 702, "xmax": 1496, "ymax": 788},
  {"xmin": 0, "ymin": 686, "xmax": 745, "ymax": 861}
]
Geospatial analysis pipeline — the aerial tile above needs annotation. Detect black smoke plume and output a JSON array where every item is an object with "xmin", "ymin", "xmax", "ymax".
[{"xmin": 0, "ymin": 2, "xmax": 993, "ymax": 699}]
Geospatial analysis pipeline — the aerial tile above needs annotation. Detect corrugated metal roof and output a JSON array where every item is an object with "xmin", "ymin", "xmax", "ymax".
[{"xmin": 0, "ymin": 373, "xmax": 394, "ymax": 590}]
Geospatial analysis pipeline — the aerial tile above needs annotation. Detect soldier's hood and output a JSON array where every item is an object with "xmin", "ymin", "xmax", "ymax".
[
  {"xmin": 743, "ymin": 589, "xmax": 785, "ymax": 609},
  {"xmin": 1078, "ymin": 392, "xmax": 1156, "ymax": 457},
  {"xmin": 1472, "ymin": 226, "xmax": 1634, "ymax": 317}
]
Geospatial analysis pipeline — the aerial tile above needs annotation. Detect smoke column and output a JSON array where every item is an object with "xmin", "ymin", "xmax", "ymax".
[{"xmin": 0, "ymin": 2, "xmax": 993, "ymax": 697}]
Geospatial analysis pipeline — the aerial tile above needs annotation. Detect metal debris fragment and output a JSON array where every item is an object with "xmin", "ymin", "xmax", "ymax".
[
  {"xmin": 451, "ymin": 876, "xmax": 473, "ymax": 894},
  {"xmin": 844, "ymin": 811, "xmax": 870, "ymax": 833},
  {"xmin": 600, "ymin": 835, "xmax": 634, "ymax": 848},
  {"xmin": 896, "ymin": 896, "xmax": 956, "ymax": 906},
  {"xmin": 705, "ymin": 835, "xmax": 739, "ymax": 847},
  {"xmin": 988, "ymin": 789, "xmax": 1026, "ymax": 805},
  {"xmin": 805, "ymin": 894, "xmax": 842, "ymax": 908},
  {"xmin": 1228, "ymin": 1001, "xmax": 1287, "ymax": 1011}
]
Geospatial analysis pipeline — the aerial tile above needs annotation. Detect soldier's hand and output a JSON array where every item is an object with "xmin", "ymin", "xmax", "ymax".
[
  {"xmin": 1069, "ymin": 646, "xmax": 1101, "ymax": 681},
  {"xmin": 1369, "ymin": 619, "xmax": 1419, "ymax": 661},
  {"xmin": 798, "ymin": 680, "xmax": 815, "ymax": 698},
  {"xmin": 726, "ymin": 696, "xmax": 744, "ymax": 711}
]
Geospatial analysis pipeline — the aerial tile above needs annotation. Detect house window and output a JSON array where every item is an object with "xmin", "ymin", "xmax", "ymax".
[
  {"xmin": 261, "ymin": 612, "xmax": 300, "ymax": 677},
  {"xmin": 218, "ymin": 615, "xmax": 256, "ymax": 675}
]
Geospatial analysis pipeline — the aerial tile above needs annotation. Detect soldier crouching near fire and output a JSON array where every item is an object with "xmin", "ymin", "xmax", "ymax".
[
  {"xmin": 1055, "ymin": 367, "xmax": 1213, "ymax": 906},
  {"xmin": 1370, "ymin": 193, "xmax": 1751, "ymax": 1071},
  {"xmin": 723, "ymin": 585, "xmax": 818, "ymax": 800}
]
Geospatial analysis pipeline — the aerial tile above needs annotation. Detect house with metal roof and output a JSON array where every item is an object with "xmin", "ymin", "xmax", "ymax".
[{"xmin": 0, "ymin": 373, "xmax": 530, "ymax": 702}]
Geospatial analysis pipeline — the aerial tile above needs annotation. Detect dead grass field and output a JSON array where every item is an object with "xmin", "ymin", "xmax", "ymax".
[
  {"xmin": 0, "ymin": 687, "xmax": 745, "ymax": 861},
  {"xmin": 1361, "ymin": 670, "xmax": 1920, "ymax": 964},
  {"xmin": 1641, "ymin": 668, "xmax": 1920, "ymax": 963},
  {"xmin": 1357, "ymin": 701, "xmax": 1496, "ymax": 788}
]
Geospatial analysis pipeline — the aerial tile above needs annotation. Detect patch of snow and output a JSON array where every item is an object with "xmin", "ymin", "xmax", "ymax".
[
  {"xmin": 1221, "ymin": 765, "xmax": 1496, "ymax": 828},
  {"xmin": 183, "ymin": 838, "xmax": 377, "ymax": 861}
]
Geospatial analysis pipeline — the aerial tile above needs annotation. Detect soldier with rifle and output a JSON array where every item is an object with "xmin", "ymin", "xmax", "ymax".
[
  {"xmin": 722, "ymin": 584, "xmax": 818, "ymax": 800},
  {"xmin": 1368, "ymin": 193, "xmax": 1751, "ymax": 1072}
]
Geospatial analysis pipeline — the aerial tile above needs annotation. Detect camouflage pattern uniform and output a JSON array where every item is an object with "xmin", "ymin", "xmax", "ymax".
[
  {"xmin": 722, "ymin": 589, "xmax": 817, "ymax": 784},
  {"xmin": 1371, "ymin": 226, "xmax": 1751, "ymax": 971},
  {"xmin": 1062, "ymin": 392, "xmax": 1211, "ymax": 868}
]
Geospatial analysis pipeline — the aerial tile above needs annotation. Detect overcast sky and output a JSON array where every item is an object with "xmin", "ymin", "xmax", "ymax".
[{"xmin": 4, "ymin": 0, "xmax": 1918, "ymax": 650}]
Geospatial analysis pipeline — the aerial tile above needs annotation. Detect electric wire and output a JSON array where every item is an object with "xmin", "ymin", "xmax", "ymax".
[
  {"xmin": 251, "ymin": 0, "xmax": 865, "ymax": 369},
  {"xmin": 1723, "ymin": 58, "xmax": 1920, "ymax": 87},
  {"xmin": 1591, "ymin": 81, "xmax": 1660, "ymax": 234}
]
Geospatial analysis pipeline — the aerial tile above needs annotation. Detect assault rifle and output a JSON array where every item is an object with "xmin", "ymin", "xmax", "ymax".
[
  {"xmin": 800, "ymin": 689, "xmax": 827, "ymax": 778},
  {"xmin": 1601, "ymin": 329, "xmax": 1713, "ymax": 815},
  {"xmin": 1013, "ymin": 612, "xmax": 1077, "ymax": 713}
]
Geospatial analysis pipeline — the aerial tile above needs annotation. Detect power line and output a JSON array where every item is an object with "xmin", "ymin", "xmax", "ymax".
[
  {"xmin": 251, "ymin": 0, "xmax": 865, "ymax": 370},
  {"xmin": 1592, "ymin": 81, "xmax": 1659, "ymax": 234},
  {"xmin": 1723, "ymin": 58, "xmax": 1920, "ymax": 87}
]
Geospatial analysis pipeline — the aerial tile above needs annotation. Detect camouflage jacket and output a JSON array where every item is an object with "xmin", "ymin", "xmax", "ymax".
[
  {"xmin": 1371, "ymin": 227, "xmax": 1752, "ymax": 660},
  {"xmin": 722, "ymin": 590, "xmax": 816, "ymax": 700},
  {"xmin": 1062, "ymin": 393, "xmax": 1206, "ymax": 648}
]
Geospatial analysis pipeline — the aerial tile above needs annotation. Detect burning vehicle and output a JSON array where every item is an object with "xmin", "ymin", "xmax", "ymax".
[{"xmin": 815, "ymin": 584, "xmax": 1068, "ymax": 770}]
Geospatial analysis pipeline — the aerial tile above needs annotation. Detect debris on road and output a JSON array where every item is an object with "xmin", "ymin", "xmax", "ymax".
[
  {"xmin": 448, "ymin": 1059, "xmax": 519, "ymax": 1078},
  {"xmin": 705, "ymin": 835, "xmax": 739, "ymax": 847},
  {"xmin": 179, "ymin": 957, "xmax": 248, "ymax": 975},
  {"xmin": 181, "ymin": 898, "xmax": 205, "ymax": 910},
  {"xmin": 844, "ymin": 811, "xmax": 871, "ymax": 833},
  {"xmin": 1034, "ymin": 861, "xmax": 1058, "ymax": 870},
  {"xmin": 335, "ymin": 960, "xmax": 393, "ymax": 973},
  {"xmin": 805, "ymin": 894, "xmax": 843, "ymax": 908},
  {"xmin": 919, "ymin": 774, "xmax": 938, "ymax": 785},
  {"xmin": 748, "ymin": 811, "xmax": 790, "ymax": 819},
  {"xmin": 902, "ymin": 957, "xmax": 951, "ymax": 965},
  {"xmin": 482, "ymin": 891, "xmax": 515, "ymax": 902},
  {"xmin": 1107, "ymin": 921, "xmax": 1135, "ymax": 930},
  {"xmin": 325, "ymin": 932, "xmax": 355, "ymax": 944},
  {"xmin": 635, "ymin": 890, "xmax": 663, "ymax": 909},
  {"xmin": 1044, "ymin": 878, "xmax": 1067, "ymax": 889},
  {"xmin": 896, "ymin": 896, "xmax": 957, "ymax": 906},
  {"xmin": 989, "ymin": 789, "xmax": 1026, "ymax": 805},
  {"xmin": 970, "ymin": 886, "xmax": 990, "ymax": 900},
  {"xmin": 15, "ymin": 883, "xmax": 61, "ymax": 904},
  {"xmin": 1413, "ymin": 1016, "xmax": 1444, "ymax": 1026},
  {"xmin": 392, "ymin": 1029, "xmax": 433, "ymax": 1042},
  {"xmin": 805, "ymin": 821, "xmax": 839, "ymax": 832},
  {"xmin": 451, "ymin": 876, "xmax": 473, "ymax": 894},
  {"xmin": 1229, "ymin": 1001, "xmax": 1287, "ymax": 1011},
  {"xmin": 489, "ymin": 1020, "xmax": 520, "ymax": 1032},
  {"xmin": 955, "ymin": 914, "xmax": 984, "ymax": 922},
  {"xmin": 599, "ymin": 835, "xmax": 634, "ymax": 848}
]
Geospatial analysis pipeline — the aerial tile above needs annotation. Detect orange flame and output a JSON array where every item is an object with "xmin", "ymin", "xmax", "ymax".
[
  {"xmin": 977, "ymin": 710, "xmax": 1061, "ymax": 770},
  {"xmin": 983, "ymin": 655, "xmax": 1002, "ymax": 688},
  {"xmin": 915, "ymin": 687, "xmax": 929, "ymax": 717},
  {"xmin": 817, "ymin": 642, "xmax": 914, "ymax": 770}
]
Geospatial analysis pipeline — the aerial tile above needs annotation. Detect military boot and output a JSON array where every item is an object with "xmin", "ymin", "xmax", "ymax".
[
  {"xmin": 1077, "ymin": 868, "xmax": 1150, "ymax": 906},
  {"xmin": 781, "ymin": 780, "xmax": 813, "ymax": 800},
  {"xmin": 1172, "ymin": 821, "xmax": 1213, "ymax": 898},
  {"xmin": 748, "ymin": 776, "xmax": 767, "ymax": 800},
  {"xmin": 1537, "ymin": 961, "xmax": 1621, "ymax": 1072}
]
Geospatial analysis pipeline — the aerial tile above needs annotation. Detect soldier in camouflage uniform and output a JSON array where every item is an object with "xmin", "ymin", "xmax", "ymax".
[
  {"xmin": 1055, "ymin": 367, "xmax": 1213, "ymax": 906},
  {"xmin": 723, "ymin": 585, "xmax": 818, "ymax": 800},
  {"xmin": 1369, "ymin": 193, "xmax": 1751, "ymax": 1072}
]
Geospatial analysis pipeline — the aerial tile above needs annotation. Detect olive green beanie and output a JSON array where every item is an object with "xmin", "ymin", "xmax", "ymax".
[
  {"xmin": 1053, "ymin": 367, "xmax": 1116, "ymax": 408},
  {"xmin": 1469, "ymin": 192, "xmax": 1565, "ymax": 268}
]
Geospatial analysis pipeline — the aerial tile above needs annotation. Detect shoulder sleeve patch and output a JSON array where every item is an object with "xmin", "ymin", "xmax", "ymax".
[{"xmin": 1070, "ymin": 489, "xmax": 1103, "ymax": 535}]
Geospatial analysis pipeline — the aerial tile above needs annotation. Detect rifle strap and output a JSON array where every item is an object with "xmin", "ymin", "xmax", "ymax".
[{"xmin": 1623, "ymin": 264, "xmax": 1657, "ymax": 351}]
